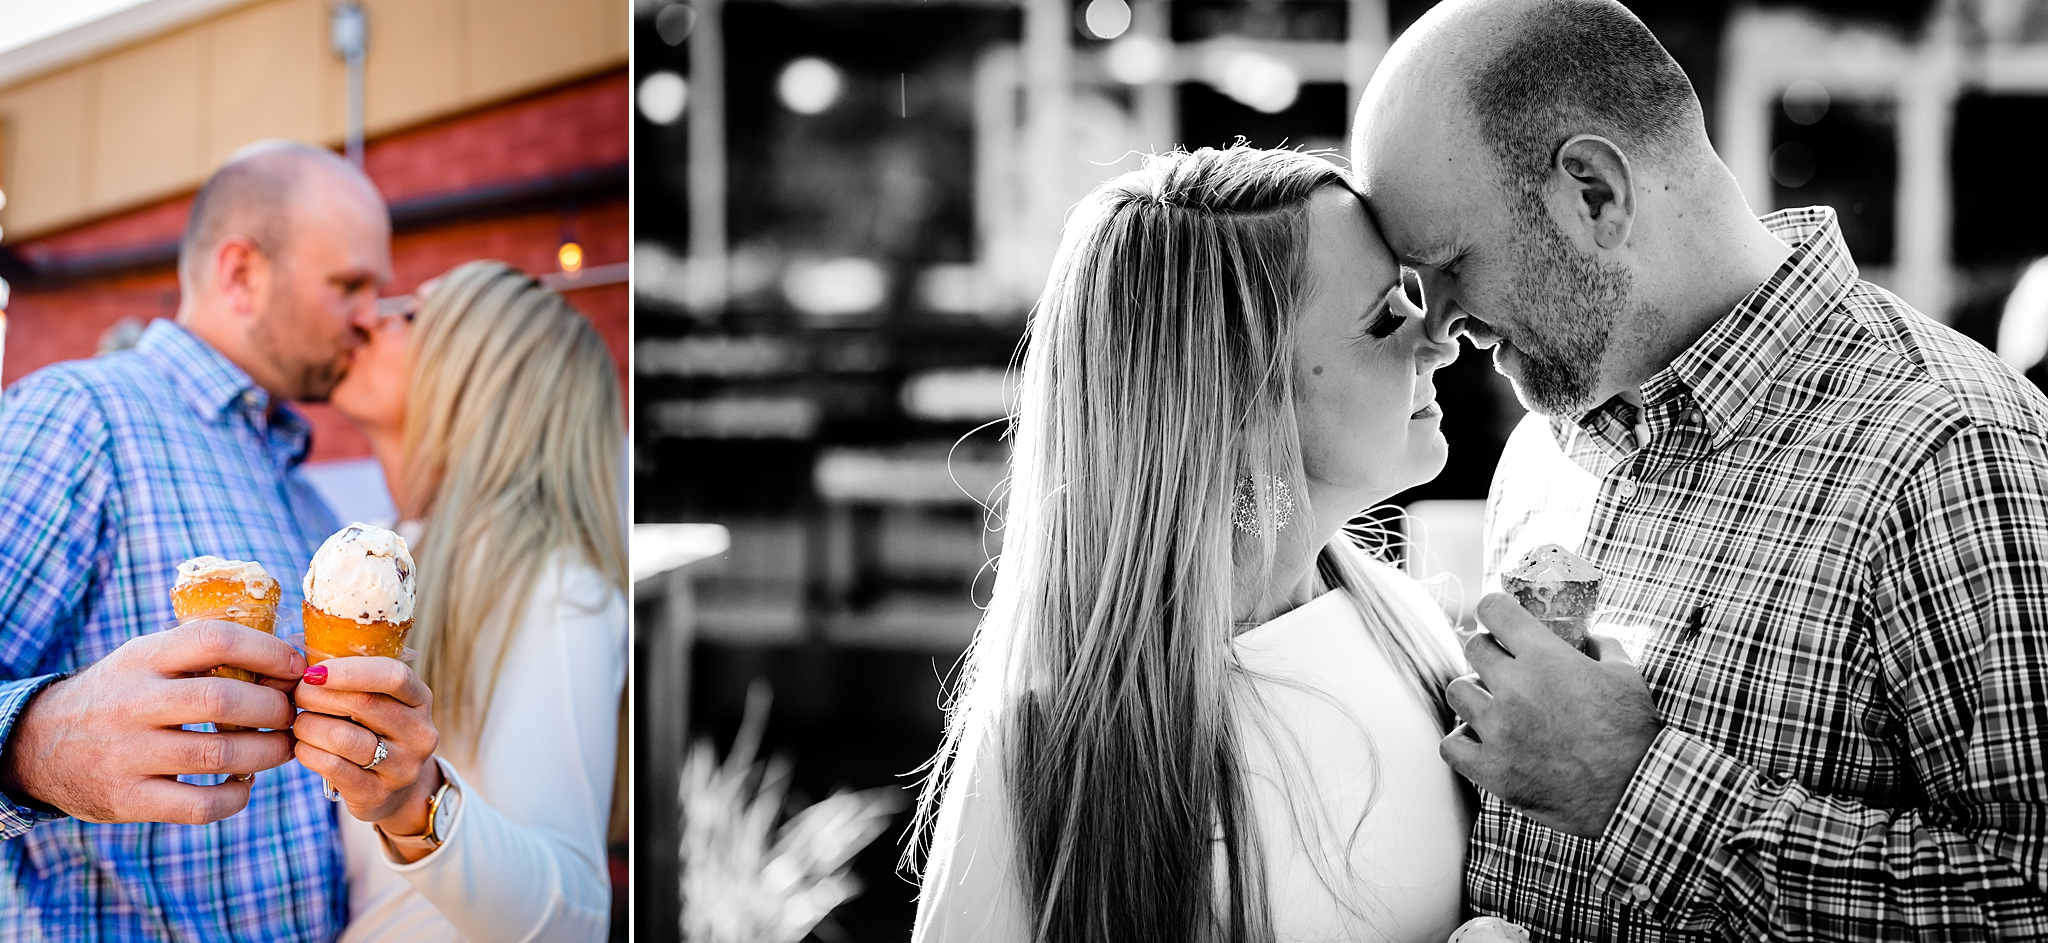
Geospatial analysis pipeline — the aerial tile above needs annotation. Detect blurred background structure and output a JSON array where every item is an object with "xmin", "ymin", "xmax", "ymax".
[
  {"xmin": 634, "ymin": 0, "xmax": 2048, "ymax": 940},
  {"xmin": 0, "ymin": 0, "xmax": 628, "ymax": 936}
]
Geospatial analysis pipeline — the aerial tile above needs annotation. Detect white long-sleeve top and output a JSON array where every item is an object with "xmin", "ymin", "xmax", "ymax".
[
  {"xmin": 339, "ymin": 551, "xmax": 625, "ymax": 943},
  {"xmin": 915, "ymin": 588, "xmax": 1469, "ymax": 942}
]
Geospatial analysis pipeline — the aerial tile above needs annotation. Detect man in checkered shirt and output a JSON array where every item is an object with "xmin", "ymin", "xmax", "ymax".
[
  {"xmin": 1356, "ymin": 0, "xmax": 2048, "ymax": 940},
  {"xmin": 0, "ymin": 142, "xmax": 388, "ymax": 939}
]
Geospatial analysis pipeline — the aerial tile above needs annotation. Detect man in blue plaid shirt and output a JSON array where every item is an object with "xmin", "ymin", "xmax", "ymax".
[
  {"xmin": 1357, "ymin": 0, "xmax": 2048, "ymax": 940},
  {"xmin": 0, "ymin": 141, "xmax": 389, "ymax": 939}
]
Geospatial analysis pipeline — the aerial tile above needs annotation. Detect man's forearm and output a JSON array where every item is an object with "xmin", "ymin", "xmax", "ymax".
[
  {"xmin": 0, "ymin": 674, "xmax": 69, "ymax": 837},
  {"xmin": 1598, "ymin": 727, "xmax": 2048, "ymax": 941}
]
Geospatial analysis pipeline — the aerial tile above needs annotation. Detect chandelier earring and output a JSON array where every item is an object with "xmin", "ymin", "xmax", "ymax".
[{"xmin": 1231, "ymin": 474, "xmax": 1296, "ymax": 535}]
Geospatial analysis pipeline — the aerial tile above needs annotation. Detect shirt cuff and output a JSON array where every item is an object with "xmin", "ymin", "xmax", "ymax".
[
  {"xmin": 0, "ymin": 674, "xmax": 70, "ymax": 838},
  {"xmin": 1594, "ymin": 725, "xmax": 1758, "ymax": 927}
]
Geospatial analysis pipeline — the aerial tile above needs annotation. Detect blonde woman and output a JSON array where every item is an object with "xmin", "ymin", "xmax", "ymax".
[
  {"xmin": 300, "ymin": 260, "xmax": 627, "ymax": 942},
  {"xmin": 911, "ymin": 148, "xmax": 1472, "ymax": 942}
]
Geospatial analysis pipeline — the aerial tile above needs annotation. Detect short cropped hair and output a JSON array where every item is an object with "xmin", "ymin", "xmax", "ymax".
[
  {"xmin": 178, "ymin": 141, "xmax": 346, "ymax": 289},
  {"xmin": 1466, "ymin": 0, "xmax": 1701, "ymax": 205}
]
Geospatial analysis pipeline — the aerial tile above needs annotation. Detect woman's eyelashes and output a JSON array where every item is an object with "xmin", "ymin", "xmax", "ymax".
[
  {"xmin": 1366, "ymin": 275, "xmax": 1428, "ymax": 339},
  {"xmin": 1365, "ymin": 304, "xmax": 1406, "ymax": 339}
]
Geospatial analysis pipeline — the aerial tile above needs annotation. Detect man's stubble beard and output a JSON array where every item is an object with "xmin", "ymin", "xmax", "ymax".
[
  {"xmin": 1499, "ymin": 205, "xmax": 1636, "ymax": 418},
  {"xmin": 248, "ymin": 274, "xmax": 348, "ymax": 403}
]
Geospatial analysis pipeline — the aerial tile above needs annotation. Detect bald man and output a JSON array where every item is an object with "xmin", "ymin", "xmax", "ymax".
[
  {"xmin": 1355, "ymin": 1, "xmax": 2048, "ymax": 939},
  {"xmin": 0, "ymin": 141, "xmax": 389, "ymax": 940}
]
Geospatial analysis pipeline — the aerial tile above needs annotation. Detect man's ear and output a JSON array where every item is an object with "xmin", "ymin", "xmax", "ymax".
[
  {"xmin": 1549, "ymin": 134, "xmax": 1635, "ymax": 251},
  {"xmin": 210, "ymin": 236, "xmax": 268, "ymax": 318}
]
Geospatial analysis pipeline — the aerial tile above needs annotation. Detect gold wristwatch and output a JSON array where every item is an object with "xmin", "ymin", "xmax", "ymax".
[{"xmin": 377, "ymin": 779, "xmax": 461, "ymax": 857}]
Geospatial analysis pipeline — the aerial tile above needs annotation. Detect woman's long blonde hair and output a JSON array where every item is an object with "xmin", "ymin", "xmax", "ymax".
[
  {"xmin": 398, "ymin": 260, "xmax": 628, "ymax": 752},
  {"xmin": 910, "ymin": 148, "xmax": 1464, "ymax": 943}
]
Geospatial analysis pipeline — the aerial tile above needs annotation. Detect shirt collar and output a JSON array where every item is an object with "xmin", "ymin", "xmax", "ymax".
[
  {"xmin": 135, "ymin": 320, "xmax": 315, "ymax": 467},
  {"xmin": 1643, "ymin": 205, "xmax": 1858, "ymax": 447},
  {"xmin": 137, "ymin": 320, "xmax": 265, "ymax": 419},
  {"xmin": 1551, "ymin": 206, "xmax": 1858, "ymax": 469}
]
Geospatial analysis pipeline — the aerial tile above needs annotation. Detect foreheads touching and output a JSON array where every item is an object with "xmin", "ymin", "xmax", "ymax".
[{"xmin": 1350, "ymin": 0, "xmax": 1711, "ymax": 416}]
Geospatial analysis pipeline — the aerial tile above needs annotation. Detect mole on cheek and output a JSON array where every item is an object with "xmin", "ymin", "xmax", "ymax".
[{"xmin": 1312, "ymin": 365, "xmax": 1324, "ymax": 376}]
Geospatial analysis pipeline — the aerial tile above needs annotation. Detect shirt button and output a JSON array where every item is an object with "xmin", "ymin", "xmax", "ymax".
[
  {"xmin": 1616, "ymin": 479, "xmax": 1638, "ymax": 499},
  {"xmin": 1630, "ymin": 883, "xmax": 1652, "ymax": 904}
]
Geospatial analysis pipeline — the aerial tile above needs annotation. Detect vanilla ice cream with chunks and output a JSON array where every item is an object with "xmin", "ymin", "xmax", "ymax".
[
  {"xmin": 1449, "ymin": 917, "xmax": 1532, "ymax": 943},
  {"xmin": 301, "ymin": 523, "xmax": 416, "ymax": 661},
  {"xmin": 1501, "ymin": 543, "xmax": 1602, "ymax": 655}
]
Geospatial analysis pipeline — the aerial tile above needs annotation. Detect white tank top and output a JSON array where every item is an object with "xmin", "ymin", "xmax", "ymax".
[{"xmin": 1231, "ymin": 589, "xmax": 1470, "ymax": 942}]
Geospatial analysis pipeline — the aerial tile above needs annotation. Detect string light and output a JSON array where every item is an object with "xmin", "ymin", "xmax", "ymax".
[
  {"xmin": 638, "ymin": 71, "xmax": 687, "ymax": 125},
  {"xmin": 778, "ymin": 58, "xmax": 843, "ymax": 115},
  {"xmin": 1084, "ymin": 0, "xmax": 1132, "ymax": 40}
]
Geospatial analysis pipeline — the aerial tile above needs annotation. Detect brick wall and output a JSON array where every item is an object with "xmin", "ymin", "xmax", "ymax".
[
  {"xmin": 364, "ymin": 71, "xmax": 630, "ymax": 200},
  {"xmin": 3, "ymin": 70, "xmax": 628, "ymax": 462}
]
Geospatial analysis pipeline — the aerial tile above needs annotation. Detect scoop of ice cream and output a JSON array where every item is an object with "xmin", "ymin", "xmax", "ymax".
[
  {"xmin": 1506, "ymin": 543, "xmax": 1602, "ymax": 584},
  {"xmin": 1448, "ymin": 917, "xmax": 1532, "ymax": 943},
  {"xmin": 304, "ymin": 523, "xmax": 415, "ymax": 624},
  {"xmin": 1503, "ymin": 543, "xmax": 1603, "ymax": 635},
  {"xmin": 175, "ymin": 556, "xmax": 277, "ymax": 599}
]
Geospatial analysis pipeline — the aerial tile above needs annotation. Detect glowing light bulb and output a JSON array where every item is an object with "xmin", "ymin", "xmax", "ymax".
[
  {"xmin": 638, "ymin": 71, "xmax": 687, "ymax": 125},
  {"xmin": 778, "ymin": 58, "xmax": 843, "ymax": 115},
  {"xmin": 1084, "ymin": 0, "xmax": 1132, "ymax": 39},
  {"xmin": 558, "ymin": 241, "xmax": 585, "ymax": 274}
]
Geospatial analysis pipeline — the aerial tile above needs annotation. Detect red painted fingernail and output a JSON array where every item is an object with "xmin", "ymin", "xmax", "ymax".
[{"xmin": 304, "ymin": 665, "xmax": 328, "ymax": 686}]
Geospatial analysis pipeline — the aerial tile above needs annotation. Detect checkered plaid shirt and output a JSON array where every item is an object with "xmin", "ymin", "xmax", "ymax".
[
  {"xmin": 1474, "ymin": 207, "xmax": 2048, "ymax": 941},
  {"xmin": 0, "ymin": 321, "xmax": 345, "ymax": 940}
]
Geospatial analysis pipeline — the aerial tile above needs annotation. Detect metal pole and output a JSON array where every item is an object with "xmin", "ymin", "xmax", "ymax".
[
  {"xmin": 1346, "ymin": 0, "xmax": 1390, "ymax": 123},
  {"xmin": 686, "ymin": 0, "xmax": 729, "ymax": 309},
  {"xmin": 640, "ymin": 564, "xmax": 696, "ymax": 943},
  {"xmin": 330, "ymin": 1, "xmax": 368, "ymax": 166},
  {"xmin": 1131, "ymin": 0, "xmax": 1175, "ymax": 151},
  {"xmin": 1895, "ymin": 12, "xmax": 1958, "ymax": 321},
  {"xmin": 347, "ymin": 51, "xmax": 365, "ymax": 165},
  {"xmin": 1022, "ymin": 0, "xmax": 1071, "ymax": 294}
]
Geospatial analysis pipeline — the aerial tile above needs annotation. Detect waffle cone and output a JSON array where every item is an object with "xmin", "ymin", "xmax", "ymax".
[
  {"xmin": 172, "ymin": 577, "xmax": 279, "ymax": 728},
  {"xmin": 173, "ymin": 579, "xmax": 279, "ymax": 635},
  {"xmin": 302, "ymin": 602, "xmax": 411, "ymax": 663}
]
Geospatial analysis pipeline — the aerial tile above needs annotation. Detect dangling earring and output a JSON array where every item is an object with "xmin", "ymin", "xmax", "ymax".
[{"xmin": 1231, "ymin": 475, "xmax": 1296, "ymax": 535}]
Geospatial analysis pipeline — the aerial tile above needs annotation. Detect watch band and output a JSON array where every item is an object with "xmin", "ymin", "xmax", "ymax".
[{"xmin": 377, "ymin": 779, "xmax": 455, "ymax": 856}]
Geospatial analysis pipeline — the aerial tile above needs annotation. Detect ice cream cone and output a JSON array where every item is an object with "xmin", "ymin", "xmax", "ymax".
[
  {"xmin": 1502, "ymin": 543, "xmax": 1602, "ymax": 655},
  {"xmin": 172, "ymin": 557, "xmax": 280, "ymax": 730},
  {"xmin": 1449, "ymin": 917, "xmax": 1532, "ymax": 943},
  {"xmin": 301, "ymin": 604, "xmax": 412, "ymax": 663},
  {"xmin": 301, "ymin": 523, "xmax": 416, "ymax": 664}
]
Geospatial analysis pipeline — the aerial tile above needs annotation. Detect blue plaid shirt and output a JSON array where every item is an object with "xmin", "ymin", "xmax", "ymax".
[{"xmin": 0, "ymin": 320, "xmax": 346, "ymax": 940}]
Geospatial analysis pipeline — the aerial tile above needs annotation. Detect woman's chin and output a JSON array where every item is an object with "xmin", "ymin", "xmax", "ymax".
[
  {"xmin": 325, "ymin": 392, "xmax": 366, "ymax": 426},
  {"xmin": 1404, "ymin": 436, "xmax": 1450, "ymax": 490},
  {"xmin": 325, "ymin": 387, "xmax": 384, "ymax": 431}
]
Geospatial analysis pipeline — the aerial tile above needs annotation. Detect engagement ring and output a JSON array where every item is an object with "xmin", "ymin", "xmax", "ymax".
[{"xmin": 361, "ymin": 737, "xmax": 389, "ymax": 771}]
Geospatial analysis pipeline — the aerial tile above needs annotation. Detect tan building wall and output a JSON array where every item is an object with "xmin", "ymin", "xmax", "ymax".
[{"xmin": 0, "ymin": 0, "xmax": 625, "ymax": 241}]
